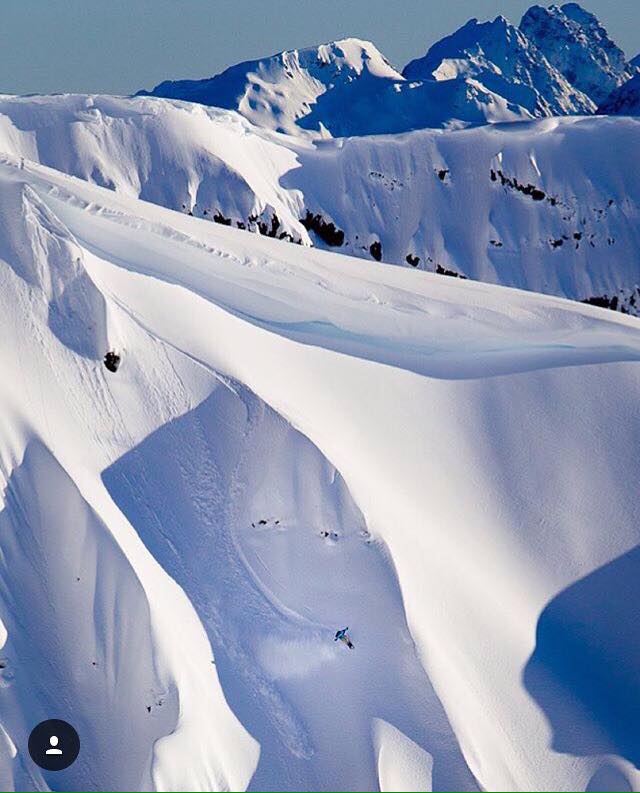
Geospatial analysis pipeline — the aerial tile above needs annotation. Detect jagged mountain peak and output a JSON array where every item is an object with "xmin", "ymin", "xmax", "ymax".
[
  {"xmin": 402, "ymin": 11, "xmax": 594, "ymax": 117},
  {"xmin": 520, "ymin": 2, "xmax": 634, "ymax": 104}
]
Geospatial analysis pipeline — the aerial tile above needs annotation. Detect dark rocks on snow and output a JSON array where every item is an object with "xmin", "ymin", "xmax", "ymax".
[
  {"xmin": 437, "ymin": 168, "xmax": 449, "ymax": 182},
  {"xmin": 582, "ymin": 294, "xmax": 623, "ymax": 312},
  {"xmin": 369, "ymin": 240, "xmax": 382, "ymax": 262},
  {"xmin": 436, "ymin": 264, "xmax": 466, "ymax": 279},
  {"xmin": 300, "ymin": 211, "xmax": 345, "ymax": 246},
  {"xmin": 405, "ymin": 253, "xmax": 420, "ymax": 266},
  {"xmin": 489, "ymin": 239, "xmax": 503, "ymax": 247},
  {"xmin": 258, "ymin": 213, "xmax": 288, "ymax": 239},
  {"xmin": 491, "ymin": 169, "xmax": 556, "ymax": 205},
  {"xmin": 580, "ymin": 287, "xmax": 640, "ymax": 316},
  {"xmin": 212, "ymin": 210, "xmax": 232, "ymax": 226},
  {"xmin": 104, "ymin": 351, "xmax": 121, "ymax": 373}
]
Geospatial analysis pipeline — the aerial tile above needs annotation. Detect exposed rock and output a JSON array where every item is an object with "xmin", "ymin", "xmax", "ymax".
[
  {"xmin": 369, "ymin": 240, "xmax": 382, "ymax": 261},
  {"xmin": 436, "ymin": 264, "xmax": 467, "ymax": 279},
  {"xmin": 104, "ymin": 351, "xmax": 121, "ymax": 373},
  {"xmin": 300, "ymin": 211, "xmax": 345, "ymax": 246}
]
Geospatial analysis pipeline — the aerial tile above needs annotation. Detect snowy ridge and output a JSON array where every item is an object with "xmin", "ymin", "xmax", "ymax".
[
  {"xmin": 0, "ymin": 152, "xmax": 638, "ymax": 791},
  {"xmin": 0, "ymin": 94, "xmax": 638, "ymax": 313},
  {"xmin": 139, "ymin": 37, "xmax": 526, "ymax": 137},
  {"xmin": 140, "ymin": 3, "xmax": 640, "ymax": 137}
]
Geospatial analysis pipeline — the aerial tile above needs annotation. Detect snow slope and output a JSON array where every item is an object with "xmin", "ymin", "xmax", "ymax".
[
  {"xmin": 598, "ymin": 73, "xmax": 640, "ymax": 115},
  {"xmin": 139, "ymin": 37, "xmax": 526, "ymax": 137},
  {"xmin": 0, "ymin": 152, "xmax": 639, "ymax": 791},
  {"xmin": 0, "ymin": 94, "xmax": 638, "ymax": 312}
]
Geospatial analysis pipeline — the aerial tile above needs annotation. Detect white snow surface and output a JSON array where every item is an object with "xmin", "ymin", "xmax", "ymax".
[
  {"xmin": 0, "ymin": 147, "xmax": 638, "ymax": 791},
  {"xmin": 0, "ymin": 94, "xmax": 638, "ymax": 311}
]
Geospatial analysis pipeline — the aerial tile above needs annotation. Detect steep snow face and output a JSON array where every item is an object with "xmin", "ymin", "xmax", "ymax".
[
  {"xmin": 402, "ymin": 15, "xmax": 594, "ymax": 116},
  {"xmin": 0, "ymin": 155, "xmax": 639, "ymax": 791},
  {"xmin": 0, "ymin": 178, "xmax": 107, "ymax": 358},
  {"xmin": 139, "ymin": 37, "xmax": 523, "ymax": 136},
  {"xmin": 0, "ymin": 93, "xmax": 306, "ymax": 240},
  {"xmin": 598, "ymin": 73, "xmax": 640, "ymax": 115},
  {"xmin": 0, "ymin": 95, "xmax": 637, "ymax": 313},
  {"xmin": 0, "ymin": 166, "xmax": 260, "ymax": 791},
  {"xmin": 520, "ymin": 3, "xmax": 635, "ymax": 105}
]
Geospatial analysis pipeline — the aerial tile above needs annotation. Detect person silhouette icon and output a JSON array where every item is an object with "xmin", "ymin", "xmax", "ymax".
[
  {"xmin": 28, "ymin": 719, "xmax": 79, "ymax": 770},
  {"xmin": 45, "ymin": 735, "xmax": 62, "ymax": 756}
]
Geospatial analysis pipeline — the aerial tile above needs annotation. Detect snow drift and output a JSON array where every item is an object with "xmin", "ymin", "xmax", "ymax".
[{"xmin": 0, "ymin": 150, "xmax": 638, "ymax": 791}]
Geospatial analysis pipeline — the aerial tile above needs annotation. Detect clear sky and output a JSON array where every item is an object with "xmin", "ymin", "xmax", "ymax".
[{"xmin": 1, "ymin": 0, "xmax": 638, "ymax": 96}]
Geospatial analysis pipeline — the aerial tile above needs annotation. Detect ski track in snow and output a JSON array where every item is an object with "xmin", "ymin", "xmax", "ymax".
[{"xmin": 0, "ymin": 150, "xmax": 637, "ymax": 791}]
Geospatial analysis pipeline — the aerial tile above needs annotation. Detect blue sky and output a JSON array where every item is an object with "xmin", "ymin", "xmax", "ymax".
[{"xmin": 1, "ymin": 0, "xmax": 638, "ymax": 95}]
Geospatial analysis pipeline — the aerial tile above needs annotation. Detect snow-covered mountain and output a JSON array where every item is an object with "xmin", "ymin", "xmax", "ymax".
[
  {"xmin": 598, "ymin": 73, "xmax": 640, "ymax": 115},
  {"xmin": 138, "ymin": 37, "xmax": 526, "ymax": 137},
  {"xmin": 140, "ymin": 3, "xmax": 640, "ymax": 136},
  {"xmin": 0, "ymin": 94, "xmax": 638, "ymax": 314},
  {"xmin": 520, "ymin": 3, "xmax": 636, "ymax": 105},
  {"xmin": 0, "ymin": 146, "xmax": 639, "ymax": 792},
  {"xmin": 403, "ymin": 14, "xmax": 594, "ymax": 116}
]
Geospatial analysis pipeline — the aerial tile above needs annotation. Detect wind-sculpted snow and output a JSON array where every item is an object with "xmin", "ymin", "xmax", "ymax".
[
  {"xmin": 0, "ymin": 95, "xmax": 638, "ymax": 314},
  {"xmin": 0, "ymin": 157, "xmax": 638, "ymax": 790}
]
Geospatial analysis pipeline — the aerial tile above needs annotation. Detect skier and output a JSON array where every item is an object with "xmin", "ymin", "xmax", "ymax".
[{"xmin": 334, "ymin": 627, "xmax": 354, "ymax": 649}]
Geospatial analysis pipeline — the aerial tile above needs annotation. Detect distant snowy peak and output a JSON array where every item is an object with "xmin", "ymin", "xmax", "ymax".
[
  {"xmin": 520, "ymin": 3, "xmax": 635, "ymax": 105},
  {"xmin": 139, "ymin": 4, "xmax": 638, "ymax": 136},
  {"xmin": 402, "ymin": 14, "xmax": 595, "ymax": 117},
  {"xmin": 140, "ymin": 36, "xmax": 526, "ymax": 136},
  {"xmin": 139, "ymin": 38, "xmax": 404, "ymax": 137},
  {"xmin": 597, "ymin": 73, "xmax": 640, "ymax": 115}
]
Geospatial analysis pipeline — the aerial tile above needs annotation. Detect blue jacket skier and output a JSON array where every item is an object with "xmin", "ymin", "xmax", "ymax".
[{"xmin": 335, "ymin": 627, "xmax": 354, "ymax": 649}]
